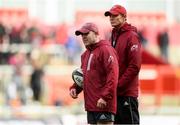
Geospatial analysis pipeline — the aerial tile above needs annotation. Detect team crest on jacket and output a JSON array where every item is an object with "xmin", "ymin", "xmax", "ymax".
[
  {"xmin": 131, "ymin": 44, "xmax": 138, "ymax": 51},
  {"xmin": 108, "ymin": 55, "xmax": 114, "ymax": 63}
]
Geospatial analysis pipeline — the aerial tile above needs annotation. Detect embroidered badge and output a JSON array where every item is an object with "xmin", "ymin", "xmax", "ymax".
[
  {"xmin": 131, "ymin": 44, "xmax": 138, "ymax": 51},
  {"xmin": 108, "ymin": 55, "xmax": 114, "ymax": 63}
]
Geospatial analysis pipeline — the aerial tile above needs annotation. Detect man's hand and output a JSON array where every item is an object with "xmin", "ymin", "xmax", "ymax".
[
  {"xmin": 69, "ymin": 88, "xmax": 78, "ymax": 99},
  {"xmin": 97, "ymin": 98, "xmax": 107, "ymax": 109}
]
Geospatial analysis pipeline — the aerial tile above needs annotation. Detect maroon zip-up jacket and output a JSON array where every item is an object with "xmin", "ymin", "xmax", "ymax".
[
  {"xmin": 111, "ymin": 22, "xmax": 141, "ymax": 97},
  {"xmin": 70, "ymin": 40, "xmax": 119, "ymax": 114}
]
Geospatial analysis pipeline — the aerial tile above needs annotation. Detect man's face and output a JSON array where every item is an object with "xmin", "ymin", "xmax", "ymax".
[
  {"xmin": 109, "ymin": 14, "xmax": 125, "ymax": 28},
  {"xmin": 81, "ymin": 31, "xmax": 97, "ymax": 46}
]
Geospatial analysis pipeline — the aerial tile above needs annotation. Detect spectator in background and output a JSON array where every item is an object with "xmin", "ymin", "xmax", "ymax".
[
  {"xmin": 0, "ymin": 22, "xmax": 9, "ymax": 64},
  {"xmin": 9, "ymin": 26, "xmax": 23, "ymax": 44},
  {"xmin": 65, "ymin": 36, "xmax": 82, "ymax": 64},
  {"xmin": 30, "ymin": 49, "xmax": 46, "ymax": 102},
  {"xmin": 7, "ymin": 51, "xmax": 27, "ymax": 105},
  {"xmin": 104, "ymin": 5, "xmax": 141, "ymax": 124},
  {"xmin": 157, "ymin": 28, "xmax": 169, "ymax": 62},
  {"xmin": 6, "ymin": 65, "xmax": 27, "ymax": 105},
  {"xmin": 26, "ymin": 25, "xmax": 42, "ymax": 47},
  {"xmin": 138, "ymin": 27, "xmax": 148, "ymax": 48},
  {"xmin": 30, "ymin": 63, "xmax": 44, "ymax": 102},
  {"xmin": 0, "ymin": 22, "xmax": 6, "ymax": 44}
]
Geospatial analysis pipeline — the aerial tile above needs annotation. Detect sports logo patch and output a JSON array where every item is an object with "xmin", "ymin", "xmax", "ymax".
[
  {"xmin": 99, "ymin": 114, "xmax": 107, "ymax": 120},
  {"xmin": 131, "ymin": 44, "xmax": 138, "ymax": 51},
  {"xmin": 108, "ymin": 55, "xmax": 114, "ymax": 63}
]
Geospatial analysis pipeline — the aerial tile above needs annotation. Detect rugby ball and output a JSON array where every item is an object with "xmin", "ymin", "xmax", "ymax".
[{"xmin": 72, "ymin": 68, "xmax": 83, "ymax": 88}]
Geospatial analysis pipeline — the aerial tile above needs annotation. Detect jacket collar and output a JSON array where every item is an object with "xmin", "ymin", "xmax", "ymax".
[
  {"xmin": 85, "ymin": 40, "xmax": 109, "ymax": 51},
  {"xmin": 112, "ymin": 22, "xmax": 137, "ymax": 34}
]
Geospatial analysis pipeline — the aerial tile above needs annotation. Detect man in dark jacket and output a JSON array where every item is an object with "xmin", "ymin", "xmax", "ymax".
[
  {"xmin": 30, "ymin": 64, "xmax": 44, "ymax": 102},
  {"xmin": 157, "ymin": 29, "xmax": 169, "ymax": 62},
  {"xmin": 105, "ymin": 5, "xmax": 142, "ymax": 124},
  {"xmin": 69, "ymin": 22, "xmax": 119, "ymax": 125}
]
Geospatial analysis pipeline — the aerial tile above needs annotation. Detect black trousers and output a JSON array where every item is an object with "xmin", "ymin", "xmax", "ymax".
[
  {"xmin": 87, "ymin": 111, "xmax": 115, "ymax": 124},
  {"xmin": 114, "ymin": 96, "xmax": 140, "ymax": 125}
]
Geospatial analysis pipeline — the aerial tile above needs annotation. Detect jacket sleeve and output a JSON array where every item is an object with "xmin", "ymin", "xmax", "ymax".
[
  {"xmin": 101, "ymin": 46, "xmax": 119, "ymax": 101},
  {"xmin": 118, "ymin": 33, "xmax": 141, "ymax": 88},
  {"xmin": 69, "ymin": 83, "xmax": 83, "ymax": 94}
]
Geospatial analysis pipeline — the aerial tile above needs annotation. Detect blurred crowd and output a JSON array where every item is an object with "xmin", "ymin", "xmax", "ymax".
[
  {"xmin": 138, "ymin": 26, "xmax": 169, "ymax": 62},
  {"xmin": 0, "ymin": 20, "xmax": 83, "ymax": 106},
  {"xmin": 0, "ymin": 21, "xmax": 82, "ymax": 65}
]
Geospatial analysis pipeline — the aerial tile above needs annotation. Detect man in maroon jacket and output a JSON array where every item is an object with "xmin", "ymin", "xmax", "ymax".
[
  {"xmin": 105, "ymin": 5, "xmax": 142, "ymax": 124},
  {"xmin": 69, "ymin": 22, "xmax": 119, "ymax": 125}
]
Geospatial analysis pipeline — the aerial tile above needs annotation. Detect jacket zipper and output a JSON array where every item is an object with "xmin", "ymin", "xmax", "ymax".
[{"xmin": 87, "ymin": 53, "xmax": 93, "ymax": 71}]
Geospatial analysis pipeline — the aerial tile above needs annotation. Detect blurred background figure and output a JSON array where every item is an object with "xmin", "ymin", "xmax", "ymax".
[
  {"xmin": 30, "ymin": 62, "xmax": 44, "ymax": 102},
  {"xmin": 65, "ymin": 35, "xmax": 82, "ymax": 64},
  {"xmin": 0, "ymin": 22, "xmax": 6, "ymax": 44},
  {"xmin": 6, "ymin": 65, "xmax": 26, "ymax": 106},
  {"xmin": 6, "ymin": 51, "xmax": 27, "ymax": 106},
  {"xmin": 9, "ymin": 26, "xmax": 23, "ymax": 44},
  {"xmin": 138, "ymin": 27, "xmax": 148, "ymax": 49},
  {"xmin": 30, "ymin": 49, "xmax": 46, "ymax": 103},
  {"xmin": 157, "ymin": 28, "xmax": 169, "ymax": 62}
]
